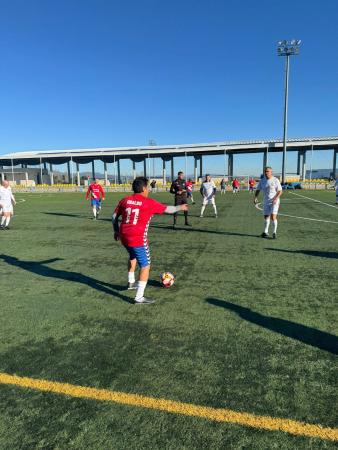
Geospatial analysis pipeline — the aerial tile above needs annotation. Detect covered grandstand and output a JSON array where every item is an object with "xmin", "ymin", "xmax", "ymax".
[{"xmin": 0, "ymin": 136, "xmax": 337, "ymax": 185}]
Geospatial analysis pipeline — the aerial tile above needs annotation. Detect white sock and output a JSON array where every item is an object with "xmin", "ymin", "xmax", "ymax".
[
  {"xmin": 272, "ymin": 219, "xmax": 278, "ymax": 234},
  {"xmin": 135, "ymin": 280, "xmax": 147, "ymax": 302},
  {"xmin": 264, "ymin": 218, "xmax": 270, "ymax": 234},
  {"xmin": 5, "ymin": 217, "xmax": 10, "ymax": 227},
  {"xmin": 128, "ymin": 272, "xmax": 135, "ymax": 284},
  {"xmin": 213, "ymin": 205, "xmax": 217, "ymax": 215},
  {"xmin": 191, "ymin": 196, "xmax": 194, "ymax": 203},
  {"xmin": 200, "ymin": 205, "xmax": 205, "ymax": 216},
  {"xmin": 1, "ymin": 216, "xmax": 5, "ymax": 226},
  {"xmin": 93, "ymin": 208, "xmax": 97, "ymax": 218}
]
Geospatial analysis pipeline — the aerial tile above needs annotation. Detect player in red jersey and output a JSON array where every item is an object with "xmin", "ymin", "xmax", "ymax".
[
  {"xmin": 249, "ymin": 178, "xmax": 256, "ymax": 194},
  {"xmin": 185, "ymin": 178, "xmax": 195, "ymax": 204},
  {"xmin": 112, "ymin": 177, "xmax": 188, "ymax": 304},
  {"xmin": 86, "ymin": 179, "xmax": 105, "ymax": 219},
  {"xmin": 232, "ymin": 178, "xmax": 240, "ymax": 194}
]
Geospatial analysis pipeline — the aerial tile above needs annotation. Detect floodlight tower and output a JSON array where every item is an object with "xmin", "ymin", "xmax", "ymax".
[{"xmin": 277, "ymin": 39, "xmax": 301, "ymax": 183}]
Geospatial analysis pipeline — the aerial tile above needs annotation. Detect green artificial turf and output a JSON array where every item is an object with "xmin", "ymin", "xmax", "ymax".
[{"xmin": 0, "ymin": 190, "xmax": 337, "ymax": 449}]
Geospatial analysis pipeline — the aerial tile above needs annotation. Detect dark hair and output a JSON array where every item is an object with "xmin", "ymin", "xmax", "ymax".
[
  {"xmin": 132, "ymin": 177, "xmax": 149, "ymax": 193},
  {"xmin": 178, "ymin": 171, "xmax": 184, "ymax": 175}
]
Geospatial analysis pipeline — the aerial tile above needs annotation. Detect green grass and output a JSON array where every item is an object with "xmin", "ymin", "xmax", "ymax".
[{"xmin": 0, "ymin": 190, "xmax": 337, "ymax": 449}]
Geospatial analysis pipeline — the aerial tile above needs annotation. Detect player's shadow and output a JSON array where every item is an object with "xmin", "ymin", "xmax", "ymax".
[
  {"xmin": 148, "ymin": 279, "xmax": 162, "ymax": 288},
  {"xmin": 150, "ymin": 223, "xmax": 260, "ymax": 238},
  {"xmin": 43, "ymin": 212, "xmax": 111, "ymax": 222},
  {"xmin": 206, "ymin": 298, "xmax": 338, "ymax": 355},
  {"xmin": 265, "ymin": 248, "xmax": 338, "ymax": 259},
  {"xmin": 0, "ymin": 254, "xmax": 132, "ymax": 303}
]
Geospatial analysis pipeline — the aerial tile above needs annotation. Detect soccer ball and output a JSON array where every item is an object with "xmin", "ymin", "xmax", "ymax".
[{"xmin": 160, "ymin": 272, "xmax": 175, "ymax": 288}]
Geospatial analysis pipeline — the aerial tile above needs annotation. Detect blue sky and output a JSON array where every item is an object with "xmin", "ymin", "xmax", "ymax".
[{"xmin": 0, "ymin": 0, "xmax": 337, "ymax": 176}]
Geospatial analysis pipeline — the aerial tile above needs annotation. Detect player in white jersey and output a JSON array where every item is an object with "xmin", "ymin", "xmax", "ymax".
[
  {"xmin": 200, "ymin": 174, "xmax": 217, "ymax": 218},
  {"xmin": 0, "ymin": 180, "xmax": 16, "ymax": 230},
  {"xmin": 254, "ymin": 167, "xmax": 282, "ymax": 239}
]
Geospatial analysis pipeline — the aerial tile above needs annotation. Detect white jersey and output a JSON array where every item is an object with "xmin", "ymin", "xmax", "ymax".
[
  {"xmin": 257, "ymin": 176, "xmax": 282, "ymax": 203},
  {"xmin": 201, "ymin": 181, "xmax": 216, "ymax": 200},
  {"xmin": 0, "ymin": 186, "xmax": 15, "ymax": 206}
]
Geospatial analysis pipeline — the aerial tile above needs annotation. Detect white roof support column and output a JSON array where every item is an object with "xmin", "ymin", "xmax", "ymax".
[
  {"xmin": 301, "ymin": 150, "xmax": 307, "ymax": 181},
  {"xmin": 162, "ymin": 158, "xmax": 166, "ymax": 185},
  {"xmin": 104, "ymin": 161, "xmax": 108, "ymax": 185},
  {"xmin": 194, "ymin": 156, "xmax": 198, "ymax": 183},
  {"xmin": 333, "ymin": 149, "xmax": 337, "ymax": 178},
  {"xmin": 76, "ymin": 163, "xmax": 80, "ymax": 186},
  {"xmin": 49, "ymin": 163, "xmax": 54, "ymax": 185}
]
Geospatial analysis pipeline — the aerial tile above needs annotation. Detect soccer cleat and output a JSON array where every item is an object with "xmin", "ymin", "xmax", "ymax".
[
  {"xmin": 127, "ymin": 282, "xmax": 137, "ymax": 290},
  {"xmin": 272, "ymin": 233, "xmax": 277, "ymax": 239},
  {"xmin": 185, "ymin": 222, "xmax": 192, "ymax": 227},
  {"xmin": 0, "ymin": 225, "xmax": 4, "ymax": 230},
  {"xmin": 134, "ymin": 297, "xmax": 155, "ymax": 305},
  {"xmin": 215, "ymin": 215, "xmax": 218, "ymax": 218},
  {"xmin": 192, "ymin": 202, "xmax": 196, "ymax": 205},
  {"xmin": 199, "ymin": 215, "xmax": 203, "ymax": 218},
  {"xmin": 172, "ymin": 224, "xmax": 176, "ymax": 230},
  {"xmin": 261, "ymin": 232, "xmax": 269, "ymax": 238},
  {"xmin": 4, "ymin": 226, "xmax": 10, "ymax": 230}
]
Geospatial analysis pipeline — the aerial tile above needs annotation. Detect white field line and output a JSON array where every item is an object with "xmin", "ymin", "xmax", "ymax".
[
  {"xmin": 289, "ymin": 192, "xmax": 338, "ymax": 209},
  {"xmin": 281, "ymin": 199, "xmax": 308, "ymax": 202},
  {"xmin": 255, "ymin": 203, "xmax": 338, "ymax": 225}
]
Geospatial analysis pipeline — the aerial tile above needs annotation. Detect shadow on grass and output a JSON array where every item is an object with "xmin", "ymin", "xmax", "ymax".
[
  {"xmin": 265, "ymin": 248, "xmax": 338, "ymax": 259},
  {"xmin": 0, "ymin": 316, "xmax": 156, "ymax": 448},
  {"xmin": 147, "ymin": 279, "xmax": 162, "ymax": 288},
  {"xmin": 150, "ymin": 224, "xmax": 260, "ymax": 238},
  {"xmin": 0, "ymin": 254, "xmax": 132, "ymax": 303},
  {"xmin": 206, "ymin": 298, "xmax": 338, "ymax": 355},
  {"xmin": 43, "ymin": 212, "xmax": 111, "ymax": 222},
  {"xmin": 0, "ymin": 316, "xmax": 155, "ymax": 385}
]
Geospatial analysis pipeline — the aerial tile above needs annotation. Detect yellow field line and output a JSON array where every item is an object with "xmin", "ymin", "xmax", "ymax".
[{"xmin": 0, "ymin": 372, "xmax": 337, "ymax": 441}]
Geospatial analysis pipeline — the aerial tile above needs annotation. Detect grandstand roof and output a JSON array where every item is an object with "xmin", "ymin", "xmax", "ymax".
[{"xmin": 0, "ymin": 136, "xmax": 337, "ymax": 166}]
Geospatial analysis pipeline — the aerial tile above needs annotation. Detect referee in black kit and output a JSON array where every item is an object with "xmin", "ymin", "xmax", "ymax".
[{"xmin": 170, "ymin": 171, "xmax": 191, "ymax": 229}]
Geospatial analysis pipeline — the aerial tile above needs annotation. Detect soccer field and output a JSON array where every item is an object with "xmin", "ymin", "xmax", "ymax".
[{"xmin": 0, "ymin": 190, "xmax": 337, "ymax": 449}]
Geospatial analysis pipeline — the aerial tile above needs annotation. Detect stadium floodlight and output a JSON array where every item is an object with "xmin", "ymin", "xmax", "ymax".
[{"xmin": 277, "ymin": 39, "xmax": 301, "ymax": 184}]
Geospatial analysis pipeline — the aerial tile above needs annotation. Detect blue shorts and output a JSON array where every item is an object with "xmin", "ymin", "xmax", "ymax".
[
  {"xmin": 125, "ymin": 245, "xmax": 151, "ymax": 268},
  {"xmin": 187, "ymin": 192, "xmax": 193, "ymax": 197},
  {"xmin": 91, "ymin": 199, "xmax": 101, "ymax": 208}
]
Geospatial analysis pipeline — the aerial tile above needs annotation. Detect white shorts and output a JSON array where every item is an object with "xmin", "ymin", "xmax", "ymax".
[
  {"xmin": 1, "ymin": 203, "xmax": 13, "ymax": 214},
  {"xmin": 263, "ymin": 200, "xmax": 280, "ymax": 216},
  {"xmin": 202, "ymin": 196, "xmax": 216, "ymax": 206}
]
